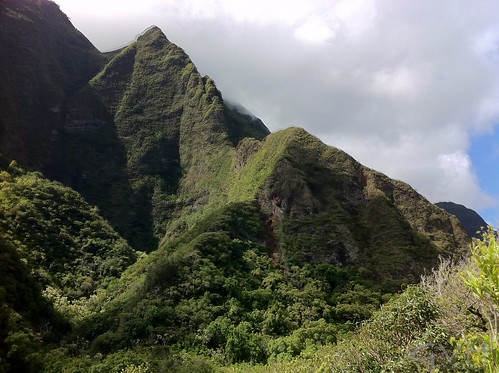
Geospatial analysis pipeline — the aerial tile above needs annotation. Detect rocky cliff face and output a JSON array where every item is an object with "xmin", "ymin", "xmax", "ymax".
[{"xmin": 231, "ymin": 128, "xmax": 470, "ymax": 286}]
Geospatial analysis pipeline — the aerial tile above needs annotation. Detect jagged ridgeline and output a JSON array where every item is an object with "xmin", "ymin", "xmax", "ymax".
[
  {"xmin": 0, "ymin": 1, "xmax": 269, "ymax": 249},
  {"xmin": 0, "ymin": 0, "xmax": 468, "ymax": 262},
  {"xmin": 0, "ymin": 0, "xmax": 474, "ymax": 371}
]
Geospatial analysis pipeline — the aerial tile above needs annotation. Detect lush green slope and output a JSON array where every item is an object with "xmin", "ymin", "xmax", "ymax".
[
  {"xmin": 227, "ymin": 127, "xmax": 469, "ymax": 287},
  {"xmin": 234, "ymin": 234, "xmax": 498, "ymax": 373},
  {"xmin": 9, "ymin": 196, "xmax": 476, "ymax": 372},
  {"xmin": 0, "ymin": 159, "xmax": 139, "ymax": 372},
  {"xmin": 0, "ymin": 238, "xmax": 67, "ymax": 373},
  {"xmin": 0, "ymin": 160, "xmax": 137, "ymax": 300},
  {"xmin": 41, "ymin": 201, "xmax": 387, "ymax": 370}
]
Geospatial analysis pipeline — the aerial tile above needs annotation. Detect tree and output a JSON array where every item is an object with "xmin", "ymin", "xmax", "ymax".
[{"xmin": 461, "ymin": 227, "xmax": 499, "ymax": 372}]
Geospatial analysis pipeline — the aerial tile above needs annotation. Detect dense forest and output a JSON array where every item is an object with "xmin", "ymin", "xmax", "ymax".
[{"xmin": 0, "ymin": 0, "xmax": 497, "ymax": 372}]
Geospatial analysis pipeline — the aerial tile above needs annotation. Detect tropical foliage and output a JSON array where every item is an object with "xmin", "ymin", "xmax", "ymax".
[{"xmin": 0, "ymin": 1, "xmax": 490, "ymax": 372}]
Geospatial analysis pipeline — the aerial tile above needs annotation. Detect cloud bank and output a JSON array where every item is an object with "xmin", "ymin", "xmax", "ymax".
[{"xmin": 57, "ymin": 0, "xmax": 499, "ymax": 214}]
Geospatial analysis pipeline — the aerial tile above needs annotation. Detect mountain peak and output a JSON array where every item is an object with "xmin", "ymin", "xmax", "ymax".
[{"xmin": 137, "ymin": 25, "xmax": 169, "ymax": 44}]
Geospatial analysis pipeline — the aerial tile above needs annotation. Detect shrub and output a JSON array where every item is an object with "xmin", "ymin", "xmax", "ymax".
[{"xmin": 459, "ymin": 228, "xmax": 499, "ymax": 372}]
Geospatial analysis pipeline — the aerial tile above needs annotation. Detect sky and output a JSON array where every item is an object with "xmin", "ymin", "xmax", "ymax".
[{"xmin": 55, "ymin": 0, "xmax": 499, "ymax": 226}]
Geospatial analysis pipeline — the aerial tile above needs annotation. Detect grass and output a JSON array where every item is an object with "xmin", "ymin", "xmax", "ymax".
[{"xmin": 228, "ymin": 127, "xmax": 309, "ymax": 202}]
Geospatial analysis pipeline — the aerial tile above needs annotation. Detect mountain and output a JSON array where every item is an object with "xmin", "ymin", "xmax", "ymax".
[
  {"xmin": 222, "ymin": 127, "xmax": 470, "ymax": 284},
  {"xmin": 436, "ymin": 201, "xmax": 488, "ymax": 238},
  {"xmin": 0, "ymin": 2, "xmax": 269, "ymax": 249},
  {"xmin": 0, "ymin": 0, "xmax": 474, "ymax": 371},
  {"xmin": 61, "ymin": 25, "xmax": 270, "ymax": 250},
  {"xmin": 0, "ymin": 0, "xmax": 105, "ymax": 174},
  {"xmin": 0, "ymin": 0, "xmax": 468, "ymax": 262}
]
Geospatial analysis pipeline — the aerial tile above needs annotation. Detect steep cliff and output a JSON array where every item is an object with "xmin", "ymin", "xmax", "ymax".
[{"xmin": 226, "ymin": 128, "xmax": 469, "ymax": 285}]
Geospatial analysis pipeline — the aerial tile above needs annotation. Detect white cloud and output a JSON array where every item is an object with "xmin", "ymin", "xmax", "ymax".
[
  {"xmin": 58, "ymin": 0, "xmax": 154, "ymax": 17},
  {"xmin": 371, "ymin": 66, "xmax": 422, "ymax": 99},
  {"xmin": 150, "ymin": 0, "xmax": 324, "ymax": 25},
  {"xmin": 438, "ymin": 153, "xmax": 471, "ymax": 179},
  {"xmin": 473, "ymin": 27, "xmax": 499, "ymax": 61},
  {"xmin": 436, "ymin": 152, "xmax": 493, "ymax": 208},
  {"xmin": 294, "ymin": 16, "xmax": 338, "ymax": 44},
  {"xmin": 330, "ymin": 0, "xmax": 376, "ymax": 37}
]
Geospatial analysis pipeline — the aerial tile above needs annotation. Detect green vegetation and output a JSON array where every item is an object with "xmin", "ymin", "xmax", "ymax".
[
  {"xmin": 0, "ymin": 162, "xmax": 137, "ymax": 300},
  {"xmin": 0, "ymin": 161, "xmax": 136, "ymax": 372},
  {"xmin": 228, "ymin": 128, "xmax": 304, "ymax": 201},
  {"xmin": 0, "ymin": 175, "xmax": 482, "ymax": 372},
  {"xmin": 223, "ymin": 232, "xmax": 498, "ymax": 372},
  {"xmin": 0, "ymin": 2, "xmax": 485, "ymax": 372},
  {"xmin": 4, "ymin": 155, "xmax": 452, "ymax": 372},
  {"xmin": 65, "ymin": 202, "xmax": 385, "ymax": 367},
  {"xmin": 0, "ymin": 238, "xmax": 66, "ymax": 373},
  {"xmin": 459, "ymin": 228, "xmax": 499, "ymax": 371}
]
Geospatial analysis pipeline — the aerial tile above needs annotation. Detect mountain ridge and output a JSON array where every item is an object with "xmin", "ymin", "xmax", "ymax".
[
  {"xmin": 0, "ymin": 0, "xmax": 470, "ymax": 291},
  {"xmin": 436, "ymin": 201, "xmax": 488, "ymax": 238},
  {"xmin": 0, "ymin": 1, "xmax": 476, "ymax": 370},
  {"xmin": 0, "ymin": 0, "xmax": 470, "ymax": 275}
]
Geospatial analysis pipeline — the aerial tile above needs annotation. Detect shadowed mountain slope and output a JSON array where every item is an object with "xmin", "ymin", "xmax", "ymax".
[
  {"xmin": 436, "ymin": 201, "xmax": 488, "ymax": 238},
  {"xmin": 0, "ymin": 0, "xmax": 106, "ymax": 174}
]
